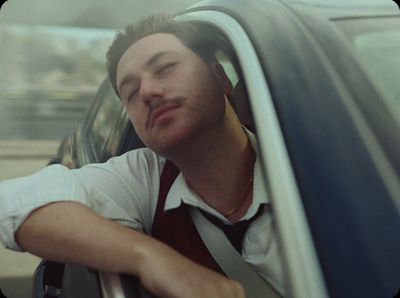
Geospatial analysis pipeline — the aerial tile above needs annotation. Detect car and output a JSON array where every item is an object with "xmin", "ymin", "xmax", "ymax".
[
  {"xmin": 37, "ymin": 0, "xmax": 400, "ymax": 297},
  {"xmin": 47, "ymin": 78, "xmax": 144, "ymax": 169}
]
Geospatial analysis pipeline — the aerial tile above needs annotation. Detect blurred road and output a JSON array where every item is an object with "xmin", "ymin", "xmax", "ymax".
[
  {"xmin": 0, "ymin": 140, "xmax": 59, "ymax": 298},
  {"xmin": 0, "ymin": 140, "xmax": 59, "ymax": 175},
  {"xmin": 0, "ymin": 93, "xmax": 90, "ymax": 140}
]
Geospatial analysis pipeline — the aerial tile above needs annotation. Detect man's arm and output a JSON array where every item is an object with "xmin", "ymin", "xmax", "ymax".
[{"xmin": 16, "ymin": 201, "xmax": 245, "ymax": 298}]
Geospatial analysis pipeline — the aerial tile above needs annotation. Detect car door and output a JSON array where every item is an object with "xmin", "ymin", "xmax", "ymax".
[{"xmin": 177, "ymin": 1, "xmax": 400, "ymax": 298}]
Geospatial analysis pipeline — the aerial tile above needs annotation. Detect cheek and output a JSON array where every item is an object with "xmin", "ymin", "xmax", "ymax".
[
  {"xmin": 128, "ymin": 113, "xmax": 148, "ymax": 144},
  {"xmin": 127, "ymin": 107, "xmax": 142, "ymax": 131}
]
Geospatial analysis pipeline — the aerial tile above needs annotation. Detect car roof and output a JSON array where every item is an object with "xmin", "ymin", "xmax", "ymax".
[{"xmin": 186, "ymin": 0, "xmax": 398, "ymax": 19}]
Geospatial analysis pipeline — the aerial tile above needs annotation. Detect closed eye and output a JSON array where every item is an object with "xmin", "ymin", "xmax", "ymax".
[
  {"xmin": 156, "ymin": 62, "xmax": 176, "ymax": 77},
  {"xmin": 126, "ymin": 89, "xmax": 138, "ymax": 103}
]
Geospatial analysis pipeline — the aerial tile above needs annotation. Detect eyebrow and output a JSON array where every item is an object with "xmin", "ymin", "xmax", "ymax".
[
  {"xmin": 117, "ymin": 51, "xmax": 177, "ymax": 94},
  {"xmin": 145, "ymin": 51, "xmax": 177, "ymax": 69}
]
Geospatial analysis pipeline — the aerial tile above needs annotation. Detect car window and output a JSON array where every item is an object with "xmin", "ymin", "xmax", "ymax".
[
  {"xmin": 334, "ymin": 17, "xmax": 400, "ymax": 121},
  {"xmin": 88, "ymin": 83, "xmax": 123, "ymax": 159},
  {"xmin": 102, "ymin": 111, "xmax": 131, "ymax": 161}
]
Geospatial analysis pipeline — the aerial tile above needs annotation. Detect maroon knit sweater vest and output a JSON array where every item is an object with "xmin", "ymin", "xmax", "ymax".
[{"xmin": 151, "ymin": 160, "xmax": 225, "ymax": 275}]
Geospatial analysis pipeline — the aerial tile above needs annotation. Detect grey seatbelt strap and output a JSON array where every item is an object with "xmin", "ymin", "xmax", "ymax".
[{"xmin": 189, "ymin": 207, "xmax": 282, "ymax": 298}]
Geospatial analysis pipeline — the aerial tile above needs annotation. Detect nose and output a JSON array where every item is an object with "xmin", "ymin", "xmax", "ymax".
[{"xmin": 140, "ymin": 79, "xmax": 165, "ymax": 105}]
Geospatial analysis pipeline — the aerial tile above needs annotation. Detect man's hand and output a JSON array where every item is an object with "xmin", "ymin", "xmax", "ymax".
[
  {"xmin": 16, "ymin": 202, "xmax": 244, "ymax": 298},
  {"xmin": 136, "ymin": 239, "xmax": 245, "ymax": 298}
]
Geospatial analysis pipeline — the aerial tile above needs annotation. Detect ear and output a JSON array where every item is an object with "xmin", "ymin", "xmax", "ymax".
[{"xmin": 210, "ymin": 62, "xmax": 233, "ymax": 96}]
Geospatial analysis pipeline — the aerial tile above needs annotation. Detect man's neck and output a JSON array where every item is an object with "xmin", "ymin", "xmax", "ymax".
[{"xmin": 167, "ymin": 106, "xmax": 256, "ymax": 221}]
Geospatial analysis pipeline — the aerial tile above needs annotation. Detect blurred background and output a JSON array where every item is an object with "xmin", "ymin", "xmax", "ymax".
[{"xmin": 0, "ymin": 0, "xmax": 197, "ymax": 297}]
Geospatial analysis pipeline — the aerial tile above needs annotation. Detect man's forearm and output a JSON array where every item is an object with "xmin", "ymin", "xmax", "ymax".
[
  {"xmin": 15, "ymin": 201, "xmax": 148, "ymax": 275},
  {"xmin": 16, "ymin": 201, "xmax": 245, "ymax": 298}
]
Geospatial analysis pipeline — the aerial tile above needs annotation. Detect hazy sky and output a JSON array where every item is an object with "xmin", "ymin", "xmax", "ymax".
[{"xmin": 0, "ymin": 0, "xmax": 199, "ymax": 28}]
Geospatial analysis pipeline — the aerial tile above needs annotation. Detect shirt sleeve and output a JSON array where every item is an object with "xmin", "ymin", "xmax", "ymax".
[{"xmin": 0, "ymin": 148, "xmax": 164, "ymax": 251}]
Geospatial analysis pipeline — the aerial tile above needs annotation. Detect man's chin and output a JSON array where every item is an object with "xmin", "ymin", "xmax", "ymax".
[{"xmin": 147, "ymin": 130, "xmax": 193, "ymax": 157}]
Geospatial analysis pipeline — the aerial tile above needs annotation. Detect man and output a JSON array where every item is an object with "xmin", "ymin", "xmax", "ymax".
[{"xmin": 0, "ymin": 14, "xmax": 284, "ymax": 297}]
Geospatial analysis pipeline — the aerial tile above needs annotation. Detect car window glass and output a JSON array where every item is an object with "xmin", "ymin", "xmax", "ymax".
[
  {"xmin": 213, "ymin": 49, "xmax": 253, "ymax": 129},
  {"xmin": 102, "ymin": 111, "xmax": 130, "ymax": 161},
  {"xmin": 88, "ymin": 84, "xmax": 122, "ymax": 158},
  {"xmin": 334, "ymin": 17, "xmax": 400, "ymax": 121},
  {"xmin": 216, "ymin": 50, "xmax": 239, "ymax": 86}
]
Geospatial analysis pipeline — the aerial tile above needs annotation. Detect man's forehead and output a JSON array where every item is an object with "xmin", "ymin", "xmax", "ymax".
[
  {"xmin": 125, "ymin": 33, "xmax": 186, "ymax": 57},
  {"xmin": 117, "ymin": 34, "xmax": 185, "ymax": 73}
]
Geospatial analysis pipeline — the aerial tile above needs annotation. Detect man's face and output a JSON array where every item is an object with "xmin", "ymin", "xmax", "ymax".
[{"xmin": 116, "ymin": 33, "xmax": 232, "ymax": 155}]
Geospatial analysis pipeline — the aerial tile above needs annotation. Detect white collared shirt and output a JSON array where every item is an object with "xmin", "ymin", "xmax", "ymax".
[{"xmin": 0, "ymin": 131, "xmax": 286, "ymax": 295}]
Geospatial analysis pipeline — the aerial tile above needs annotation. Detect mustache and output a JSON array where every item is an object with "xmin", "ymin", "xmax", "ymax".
[{"xmin": 145, "ymin": 97, "xmax": 184, "ymax": 128}]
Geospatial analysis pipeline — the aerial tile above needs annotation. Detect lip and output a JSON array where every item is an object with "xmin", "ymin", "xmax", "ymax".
[{"xmin": 149, "ymin": 104, "xmax": 180, "ymax": 128}]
